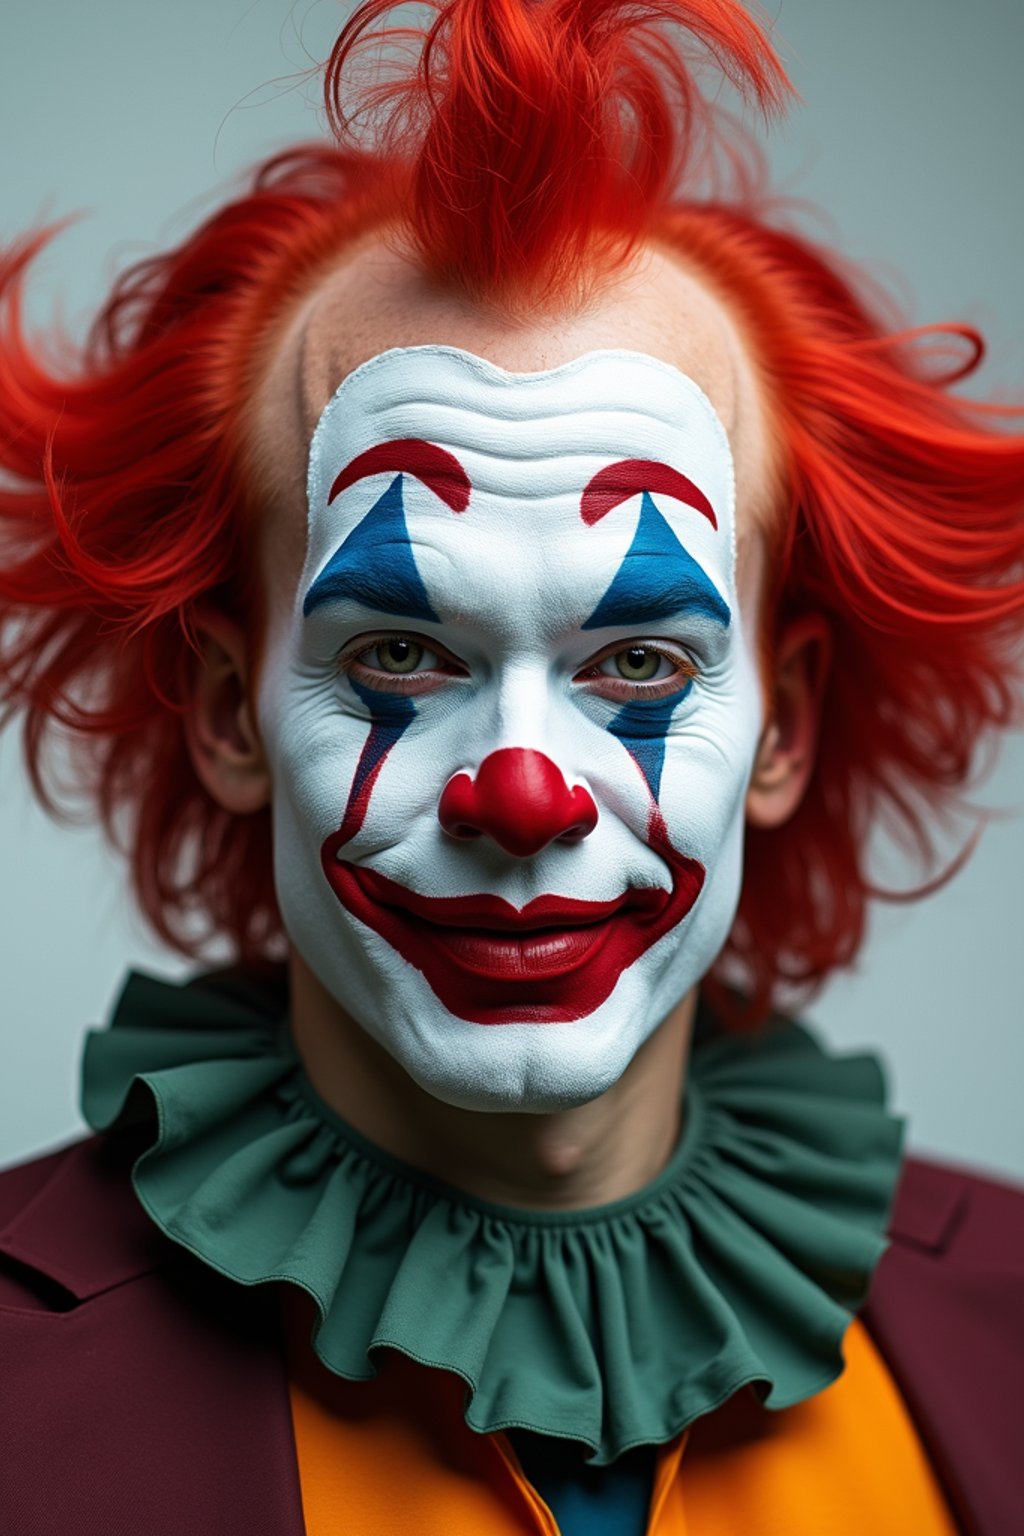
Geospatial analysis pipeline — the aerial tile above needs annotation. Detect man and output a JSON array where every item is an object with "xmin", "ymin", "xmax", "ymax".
[{"xmin": 0, "ymin": 2, "xmax": 1021, "ymax": 1532}]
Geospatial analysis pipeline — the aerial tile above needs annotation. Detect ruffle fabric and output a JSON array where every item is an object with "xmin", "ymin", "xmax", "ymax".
[{"xmin": 81, "ymin": 966, "xmax": 905, "ymax": 1464}]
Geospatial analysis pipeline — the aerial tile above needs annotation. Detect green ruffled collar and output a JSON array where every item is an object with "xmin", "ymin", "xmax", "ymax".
[{"xmin": 80, "ymin": 966, "xmax": 905, "ymax": 1465}]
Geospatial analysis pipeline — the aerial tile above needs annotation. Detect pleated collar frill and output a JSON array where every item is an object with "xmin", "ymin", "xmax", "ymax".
[{"xmin": 80, "ymin": 966, "xmax": 906, "ymax": 1465}]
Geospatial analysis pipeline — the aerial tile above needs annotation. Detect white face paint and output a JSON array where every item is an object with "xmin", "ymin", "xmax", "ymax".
[{"xmin": 257, "ymin": 346, "xmax": 763, "ymax": 1111}]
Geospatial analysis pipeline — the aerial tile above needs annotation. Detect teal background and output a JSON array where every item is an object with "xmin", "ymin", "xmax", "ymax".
[{"xmin": 0, "ymin": 1, "xmax": 1021, "ymax": 1177}]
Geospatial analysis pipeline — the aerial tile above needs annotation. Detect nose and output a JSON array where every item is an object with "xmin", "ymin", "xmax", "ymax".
[{"xmin": 438, "ymin": 748, "xmax": 598, "ymax": 857}]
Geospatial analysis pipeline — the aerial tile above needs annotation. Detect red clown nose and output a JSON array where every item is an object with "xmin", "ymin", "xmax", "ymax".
[{"xmin": 438, "ymin": 748, "xmax": 599, "ymax": 857}]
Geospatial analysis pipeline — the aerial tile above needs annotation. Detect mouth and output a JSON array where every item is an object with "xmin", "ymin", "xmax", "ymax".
[{"xmin": 320, "ymin": 827, "xmax": 705, "ymax": 1024}]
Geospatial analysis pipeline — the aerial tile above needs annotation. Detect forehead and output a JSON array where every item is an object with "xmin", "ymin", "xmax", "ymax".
[
  {"xmin": 302, "ymin": 346, "xmax": 736, "ymax": 626},
  {"xmin": 310, "ymin": 344, "xmax": 731, "ymax": 488},
  {"xmin": 250, "ymin": 241, "xmax": 769, "ymax": 608}
]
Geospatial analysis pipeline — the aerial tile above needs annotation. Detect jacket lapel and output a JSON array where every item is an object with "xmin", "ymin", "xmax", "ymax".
[
  {"xmin": 863, "ymin": 1154, "xmax": 1024, "ymax": 1536},
  {"xmin": 0, "ymin": 1133, "xmax": 306, "ymax": 1536},
  {"xmin": 5, "ymin": 1135, "xmax": 1021, "ymax": 1536}
]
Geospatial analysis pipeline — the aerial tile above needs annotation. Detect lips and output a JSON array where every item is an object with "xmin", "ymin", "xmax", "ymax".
[{"xmin": 320, "ymin": 822, "xmax": 705, "ymax": 1024}]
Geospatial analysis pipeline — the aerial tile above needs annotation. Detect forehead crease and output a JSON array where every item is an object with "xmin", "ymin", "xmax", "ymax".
[
  {"xmin": 313, "ymin": 362, "xmax": 713, "ymax": 431},
  {"xmin": 308, "ymin": 357, "xmax": 735, "ymax": 513},
  {"xmin": 301, "ymin": 347, "xmax": 740, "ymax": 622}
]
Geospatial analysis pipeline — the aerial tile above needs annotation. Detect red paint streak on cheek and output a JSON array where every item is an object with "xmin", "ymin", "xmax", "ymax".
[
  {"xmin": 648, "ymin": 804, "xmax": 668, "ymax": 850},
  {"xmin": 322, "ymin": 722, "xmax": 402, "ymax": 871},
  {"xmin": 625, "ymin": 756, "xmax": 706, "ymax": 925}
]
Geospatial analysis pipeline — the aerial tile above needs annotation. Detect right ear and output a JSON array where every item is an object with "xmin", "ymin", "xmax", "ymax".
[{"xmin": 183, "ymin": 607, "xmax": 272, "ymax": 814}]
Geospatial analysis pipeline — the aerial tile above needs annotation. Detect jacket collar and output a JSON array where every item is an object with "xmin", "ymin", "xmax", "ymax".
[
  {"xmin": 0, "ymin": 1138, "xmax": 996, "ymax": 1536},
  {"xmin": 883, "ymin": 1154, "xmax": 970, "ymax": 1254},
  {"xmin": 0, "ymin": 1132, "xmax": 171, "ymax": 1300}
]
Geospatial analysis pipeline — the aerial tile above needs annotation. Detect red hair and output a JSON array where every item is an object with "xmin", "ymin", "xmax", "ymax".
[{"xmin": 0, "ymin": 0, "xmax": 1021, "ymax": 1023}]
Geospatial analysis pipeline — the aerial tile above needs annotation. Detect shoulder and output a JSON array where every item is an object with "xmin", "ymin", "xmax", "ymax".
[
  {"xmin": 885, "ymin": 1148, "xmax": 1023, "ymax": 1254},
  {"xmin": 0, "ymin": 1132, "xmax": 169, "ymax": 1306},
  {"xmin": 0, "ymin": 1138, "xmax": 79, "ymax": 1232},
  {"xmin": 870, "ymin": 1148, "xmax": 1023, "ymax": 1352},
  {"xmin": 867, "ymin": 1146, "xmax": 1023, "ymax": 1344},
  {"xmin": 0, "ymin": 1135, "xmax": 301, "ymax": 1536},
  {"xmin": 862, "ymin": 1150, "xmax": 1023, "ymax": 1536}
]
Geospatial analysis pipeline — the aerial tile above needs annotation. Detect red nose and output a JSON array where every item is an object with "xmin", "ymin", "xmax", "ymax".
[{"xmin": 438, "ymin": 748, "xmax": 599, "ymax": 857}]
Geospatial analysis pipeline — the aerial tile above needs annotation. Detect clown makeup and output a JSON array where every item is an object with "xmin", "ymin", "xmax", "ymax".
[{"xmin": 256, "ymin": 346, "xmax": 764, "ymax": 1112}]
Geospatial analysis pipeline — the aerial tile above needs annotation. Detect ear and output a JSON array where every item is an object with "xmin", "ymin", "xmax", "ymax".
[
  {"xmin": 746, "ymin": 613, "xmax": 831, "ymax": 830},
  {"xmin": 183, "ymin": 607, "xmax": 272, "ymax": 814}
]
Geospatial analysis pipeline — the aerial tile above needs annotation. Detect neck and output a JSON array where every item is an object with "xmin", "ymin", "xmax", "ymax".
[{"xmin": 288, "ymin": 951, "xmax": 697, "ymax": 1210}]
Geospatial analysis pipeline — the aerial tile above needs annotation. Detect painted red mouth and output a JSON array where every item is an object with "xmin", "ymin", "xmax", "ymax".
[{"xmin": 320, "ymin": 819, "xmax": 704, "ymax": 1023}]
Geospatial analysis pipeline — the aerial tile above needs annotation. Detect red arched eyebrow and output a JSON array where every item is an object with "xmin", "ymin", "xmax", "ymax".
[
  {"xmin": 328, "ymin": 439, "xmax": 471, "ymax": 512},
  {"xmin": 580, "ymin": 458, "xmax": 717, "ymax": 529}
]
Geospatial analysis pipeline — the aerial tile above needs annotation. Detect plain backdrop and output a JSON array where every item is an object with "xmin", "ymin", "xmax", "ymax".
[{"xmin": 0, "ymin": 0, "xmax": 1021, "ymax": 1178}]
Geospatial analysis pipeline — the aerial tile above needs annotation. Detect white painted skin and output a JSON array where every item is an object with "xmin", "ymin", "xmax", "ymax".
[{"xmin": 256, "ymin": 346, "xmax": 764, "ymax": 1113}]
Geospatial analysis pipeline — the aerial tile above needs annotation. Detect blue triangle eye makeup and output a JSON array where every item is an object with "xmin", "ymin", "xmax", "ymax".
[
  {"xmin": 581, "ymin": 491, "xmax": 731, "ymax": 632},
  {"xmin": 606, "ymin": 684, "xmax": 694, "ymax": 801},
  {"xmin": 577, "ymin": 488, "xmax": 730, "ymax": 803},
  {"xmin": 303, "ymin": 474, "xmax": 440, "ymax": 622}
]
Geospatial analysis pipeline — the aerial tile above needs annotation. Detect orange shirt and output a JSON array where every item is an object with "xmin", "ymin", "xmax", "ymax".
[{"xmin": 285, "ymin": 1313, "xmax": 959, "ymax": 1535}]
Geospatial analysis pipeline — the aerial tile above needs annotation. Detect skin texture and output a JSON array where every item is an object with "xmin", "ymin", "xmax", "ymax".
[{"xmin": 185, "ymin": 239, "xmax": 827, "ymax": 1209}]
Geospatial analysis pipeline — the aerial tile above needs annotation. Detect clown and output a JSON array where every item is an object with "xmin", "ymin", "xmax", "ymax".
[
  {"xmin": 0, "ymin": 2, "xmax": 1022, "ymax": 1533},
  {"xmin": 261, "ymin": 344, "xmax": 757, "ymax": 1109}
]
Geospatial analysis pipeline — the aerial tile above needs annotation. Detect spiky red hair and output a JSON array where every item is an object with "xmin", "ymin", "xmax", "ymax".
[{"xmin": 0, "ymin": 0, "xmax": 1021, "ymax": 1024}]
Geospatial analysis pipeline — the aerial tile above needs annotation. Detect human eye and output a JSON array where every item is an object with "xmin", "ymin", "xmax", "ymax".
[
  {"xmin": 340, "ymin": 632, "xmax": 468, "ymax": 694},
  {"xmin": 575, "ymin": 640, "xmax": 699, "ymax": 702}
]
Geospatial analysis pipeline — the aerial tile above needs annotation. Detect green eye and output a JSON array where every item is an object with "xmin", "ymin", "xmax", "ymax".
[
  {"xmin": 374, "ymin": 637, "xmax": 424, "ymax": 674},
  {"xmin": 615, "ymin": 646, "xmax": 662, "ymax": 682}
]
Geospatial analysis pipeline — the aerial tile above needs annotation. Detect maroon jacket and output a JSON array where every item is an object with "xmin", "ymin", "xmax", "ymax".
[{"xmin": 0, "ymin": 1131, "xmax": 1020, "ymax": 1536}]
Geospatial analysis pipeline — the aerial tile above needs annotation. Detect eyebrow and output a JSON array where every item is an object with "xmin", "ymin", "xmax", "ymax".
[
  {"xmin": 328, "ymin": 438, "xmax": 470, "ymax": 512},
  {"xmin": 580, "ymin": 458, "xmax": 718, "ymax": 529}
]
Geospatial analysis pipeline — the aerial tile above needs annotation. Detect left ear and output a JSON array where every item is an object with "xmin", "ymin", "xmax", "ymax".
[
  {"xmin": 746, "ymin": 613, "xmax": 832, "ymax": 829},
  {"xmin": 183, "ymin": 606, "xmax": 272, "ymax": 815}
]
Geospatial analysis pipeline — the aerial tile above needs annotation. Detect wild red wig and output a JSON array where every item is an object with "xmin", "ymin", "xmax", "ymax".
[{"xmin": 1, "ymin": 0, "xmax": 1021, "ymax": 1023}]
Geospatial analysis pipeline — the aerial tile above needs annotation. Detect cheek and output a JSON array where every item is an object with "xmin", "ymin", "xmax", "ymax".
[
  {"xmin": 600, "ymin": 679, "xmax": 696, "ymax": 806},
  {"xmin": 655, "ymin": 675, "xmax": 763, "ymax": 847},
  {"xmin": 265, "ymin": 676, "xmax": 448, "ymax": 863},
  {"xmin": 257, "ymin": 656, "xmax": 364, "ymax": 839}
]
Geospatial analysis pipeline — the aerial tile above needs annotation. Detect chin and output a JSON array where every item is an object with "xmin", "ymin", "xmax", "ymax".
[
  {"xmin": 398, "ymin": 1054, "xmax": 629, "ymax": 1117},
  {"xmin": 369, "ymin": 991, "xmax": 654, "ymax": 1116}
]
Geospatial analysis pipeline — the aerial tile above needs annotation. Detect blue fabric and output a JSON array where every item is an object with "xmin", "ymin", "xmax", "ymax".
[{"xmin": 508, "ymin": 1430, "xmax": 657, "ymax": 1536}]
